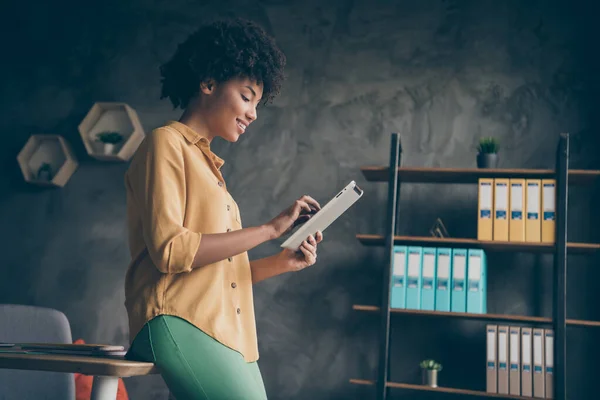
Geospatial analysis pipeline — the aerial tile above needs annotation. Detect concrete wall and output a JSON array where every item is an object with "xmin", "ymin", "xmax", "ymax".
[{"xmin": 0, "ymin": 0, "xmax": 598, "ymax": 399}]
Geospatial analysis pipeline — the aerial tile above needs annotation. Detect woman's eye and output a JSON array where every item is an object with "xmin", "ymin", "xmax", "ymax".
[{"xmin": 241, "ymin": 95, "xmax": 249, "ymax": 102}]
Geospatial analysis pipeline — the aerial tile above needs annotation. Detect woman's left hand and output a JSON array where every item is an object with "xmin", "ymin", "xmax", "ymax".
[{"xmin": 277, "ymin": 231, "xmax": 323, "ymax": 272}]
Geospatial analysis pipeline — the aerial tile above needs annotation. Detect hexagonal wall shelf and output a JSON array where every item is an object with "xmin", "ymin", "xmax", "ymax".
[
  {"xmin": 78, "ymin": 102, "xmax": 145, "ymax": 162},
  {"xmin": 17, "ymin": 134, "xmax": 79, "ymax": 188}
]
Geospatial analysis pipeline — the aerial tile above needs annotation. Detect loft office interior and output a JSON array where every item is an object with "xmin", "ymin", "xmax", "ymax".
[{"xmin": 0, "ymin": 1, "xmax": 599, "ymax": 400}]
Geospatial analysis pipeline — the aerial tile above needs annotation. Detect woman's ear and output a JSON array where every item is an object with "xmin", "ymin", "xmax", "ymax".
[{"xmin": 200, "ymin": 79, "xmax": 216, "ymax": 95}]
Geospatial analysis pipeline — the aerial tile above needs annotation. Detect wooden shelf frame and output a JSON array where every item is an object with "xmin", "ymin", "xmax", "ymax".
[
  {"xmin": 360, "ymin": 166, "xmax": 600, "ymax": 185},
  {"xmin": 356, "ymin": 234, "xmax": 600, "ymax": 254},
  {"xmin": 352, "ymin": 304, "xmax": 600, "ymax": 328},
  {"xmin": 353, "ymin": 133, "xmax": 583, "ymax": 400},
  {"xmin": 77, "ymin": 102, "xmax": 145, "ymax": 162},
  {"xmin": 16, "ymin": 134, "xmax": 79, "ymax": 188},
  {"xmin": 349, "ymin": 379, "xmax": 532, "ymax": 399}
]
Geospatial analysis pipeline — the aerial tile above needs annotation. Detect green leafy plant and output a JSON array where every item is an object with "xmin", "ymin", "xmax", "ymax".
[
  {"xmin": 36, "ymin": 162, "xmax": 52, "ymax": 180},
  {"xmin": 420, "ymin": 359, "xmax": 443, "ymax": 371},
  {"xmin": 95, "ymin": 131, "xmax": 123, "ymax": 144},
  {"xmin": 477, "ymin": 137, "xmax": 499, "ymax": 154}
]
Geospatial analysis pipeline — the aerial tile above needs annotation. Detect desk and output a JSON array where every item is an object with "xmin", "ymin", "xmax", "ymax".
[{"xmin": 0, "ymin": 352, "xmax": 159, "ymax": 400}]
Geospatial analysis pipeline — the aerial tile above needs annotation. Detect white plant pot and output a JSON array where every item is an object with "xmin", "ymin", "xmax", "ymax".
[
  {"xmin": 422, "ymin": 369, "xmax": 438, "ymax": 387},
  {"xmin": 103, "ymin": 143, "xmax": 115, "ymax": 155}
]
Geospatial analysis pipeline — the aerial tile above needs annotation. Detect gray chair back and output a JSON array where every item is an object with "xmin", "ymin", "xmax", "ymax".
[{"xmin": 0, "ymin": 304, "xmax": 75, "ymax": 400}]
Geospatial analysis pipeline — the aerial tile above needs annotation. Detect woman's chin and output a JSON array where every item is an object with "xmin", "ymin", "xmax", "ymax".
[
  {"xmin": 226, "ymin": 132, "xmax": 242, "ymax": 142},
  {"xmin": 214, "ymin": 132, "xmax": 241, "ymax": 143}
]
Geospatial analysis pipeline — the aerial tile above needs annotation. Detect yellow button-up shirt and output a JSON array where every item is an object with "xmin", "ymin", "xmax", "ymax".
[{"xmin": 123, "ymin": 120, "xmax": 258, "ymax": 362}]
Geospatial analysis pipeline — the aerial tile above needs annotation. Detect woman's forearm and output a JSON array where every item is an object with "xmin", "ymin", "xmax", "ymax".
[
  {"xmin": 250, "ymin": 254, "xmax": 289, "ymax": 284},
  {"xmin": 191, "ymin": 225, "xmax": 275, "ymax": 269}
]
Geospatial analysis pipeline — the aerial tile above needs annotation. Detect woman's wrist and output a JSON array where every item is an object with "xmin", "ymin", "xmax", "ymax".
[
  {"xmin": 250, "ymin": 253, "xmax": 291, "ymax": 284},
  {"xmin": 272, "ymin": 251, "xmax": 293, "ymax": 273},
  {"xmin": 260, "ymin": 223, "xmax": 278, "ymax": 241}
]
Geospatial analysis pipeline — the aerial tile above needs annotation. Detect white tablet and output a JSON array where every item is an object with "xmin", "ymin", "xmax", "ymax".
[{"xmin": 281, "ymin": 180, "xmax": 364, "ymax": 250}]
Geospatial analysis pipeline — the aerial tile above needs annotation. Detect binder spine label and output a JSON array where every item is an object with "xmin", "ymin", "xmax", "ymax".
[
  {"xmin": 422, "ymin": 278, "xmax": 433, "ymax": 289},
  {"xmin": 510, "ymin": 363, "xmax": 518, "ymax": 371},
  {"xmin": 480, "ymin": 182, "xmax": 492, "ymax": 219},
  {"xmin": 495, "ymin": 182, "xmax": 508, "ymax": 222},
  {"xmin": 468, "ymin": 279, "xmax": 479, "ymax": 291},
  {"xmin": 407, "ymin": 278, "xmax": 418, "ymax": 288},
  {"xmin": 547, "ymin": 366, "xmax": 553, "ymax": 374},
  {"xmin": 487, "ymin": 361, "xmax": 495, "ymax": 369},
  {"xmin": 527, "ymin": 212, "xmax": 538, "ymax": 219},
  {"xmin": 453, "ymin": 280, "xmax": 464, "ymax": 291},
  {"xmin": 534, "ymin": 366, "xmax": 543, "ymax": 373},
  {"xmin": 542, "ymin": 182, "xmax": 556, "ymax": 222},
  {"xmin": 392, "ymin": 277, "xmax": 404, "ymax": 287},
  {"xmin": 499, "ymin": 362, "xmax": 507, "ymax": 370},
  {"xmin": 437, "ymin": 278, "xmax": 448, "ymax": 290},
  {"xmin": 511, "ymin": 211, "xmax": 522, "ymax": 219},
  {"xmin": 523, "ymin": 365, "xmax": 531, "ymax": 372}
]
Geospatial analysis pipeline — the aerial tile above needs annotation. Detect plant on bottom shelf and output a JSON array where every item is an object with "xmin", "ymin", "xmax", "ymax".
[
  {"xmin": 95, "ymin": 131, "xmax": 124, "ymax": 155},
  {"xmin": 476, "ymin": 136, "xmax": 500, "ymax": 169},
  {"xmin": 420, "ymin": 359, "xmax": 442, "ymax": 388}
]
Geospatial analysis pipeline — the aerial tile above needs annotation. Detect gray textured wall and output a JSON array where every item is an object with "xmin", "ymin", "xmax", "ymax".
[{"xmin": 0, "ymin": 0, "xmax": 598, "ymax": 399}]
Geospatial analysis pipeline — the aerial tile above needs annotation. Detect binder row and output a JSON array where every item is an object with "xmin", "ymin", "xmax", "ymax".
[
  {"xmin": 478, "ymin": 178, "xmax": 556, "ymax": 243},
  {"xmin": 487, "ymin": 324, "xmax": 553, "ymax": 398},
  {"xmin": 390, "ymin": 246, "xmax": 487, "ymax": 314}
]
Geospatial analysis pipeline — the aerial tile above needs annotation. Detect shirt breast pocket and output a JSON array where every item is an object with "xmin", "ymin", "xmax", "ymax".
[{"xmin": 231, "ymin": 201, "xmax": 242, "ymax": 228}]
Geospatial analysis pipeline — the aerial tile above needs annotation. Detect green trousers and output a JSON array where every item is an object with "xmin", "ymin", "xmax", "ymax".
[{"xmin": 126, "ymin": 315, "xmax": 268, "ymax": 400}]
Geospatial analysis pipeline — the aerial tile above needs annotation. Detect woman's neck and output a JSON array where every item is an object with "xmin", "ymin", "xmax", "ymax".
[{"xmin": 178, "ymin": 101, "xmax": 213, "ymax": 142}]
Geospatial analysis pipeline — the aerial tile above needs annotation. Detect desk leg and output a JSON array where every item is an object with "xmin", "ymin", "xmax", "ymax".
[{"xmin": 90, "ymin": 375, "xmax": 119, "ymax": 400}]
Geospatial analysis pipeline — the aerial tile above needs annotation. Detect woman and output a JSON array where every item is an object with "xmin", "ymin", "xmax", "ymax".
[{"xmin": 123, "ymin": 17, "xmax": 323, "ymax": 399}]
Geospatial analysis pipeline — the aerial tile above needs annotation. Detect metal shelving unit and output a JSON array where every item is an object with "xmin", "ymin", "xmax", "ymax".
[{"xmin": 350, "ymin": 133, "xmax": 600, "ymax": 400}]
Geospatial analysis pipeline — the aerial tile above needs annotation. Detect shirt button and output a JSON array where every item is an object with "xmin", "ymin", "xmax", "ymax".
[
  {"xmin": 218, "ymin": 181, "xmax": 224, "ymax": 187},
  {"xmin": 228, "ymin": 257, "xmax": 232, "ymax": 262},
  {"xmin": 227, "ymin": 228, "xmax": 231, "ymax": 232},
  {"xmin": 236, "ymin": 308, "xmax": 241, "ymax": 314},
  {"xmin": 231, "ymin": 282, "xmax": 237, "ymax": 288},
  {"xmin": 227, "ymin": 205, "xmax": 231, "ymax": 211}
]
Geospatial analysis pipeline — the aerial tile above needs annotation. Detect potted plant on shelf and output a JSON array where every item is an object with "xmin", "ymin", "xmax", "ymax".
[
  {"xmin": 476, "ymin": 136, "xmax": 499, "ymax": 168},
  {"xmin": 95, "ymin": 131, "xmax": 124, "ymax": 155},
  {"xmin": 36, "ymin": 162, "xmax": 53, "ymax": 181},
  {"xmin": 420, "ymin": 359, "xmax": 442, "ymax": 387}
]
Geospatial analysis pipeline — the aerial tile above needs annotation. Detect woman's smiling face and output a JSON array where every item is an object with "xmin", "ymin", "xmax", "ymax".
[{"xmin": 199, "ymin": 77, "xmax": 263, "ymax": 143}]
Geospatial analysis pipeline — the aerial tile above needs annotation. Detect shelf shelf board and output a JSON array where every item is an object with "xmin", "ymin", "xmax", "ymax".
[
  {"xmin": 353, "ymin": 305, "xmax": 600, "ymax": 327},
  {"xmin": 356, "ymin": 234, "xmax": 600, "ymax": 254},
  {"xmin": 360, "ymin": 166, "xmax": 600, "ymax": 185},
  {"xmin": 349, "ymin": 379, "xmax": 530, "ymax": 399},
  {"xmin": 566, "ymin": 318, "xmax": 600, "ymax": 328},
  {"xmin": 353, "ymin": 305, "xmax": 551, "ymax": 324}
]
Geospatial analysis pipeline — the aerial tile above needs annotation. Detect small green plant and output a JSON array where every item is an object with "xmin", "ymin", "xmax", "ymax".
[
  {"xmin": 36, "ymin": 162, "xmax": 52, "ymax": 180},
  {"xmin": 420, "ymin": 359, "xmax": 443, "ymax": 371},
  {"xmin": 477, "ymin": 137, "xmax": 499, "ymax": 154},
  {"xmin": 96, "ymin": 131, "xmax": 123, "ymax": 144}
]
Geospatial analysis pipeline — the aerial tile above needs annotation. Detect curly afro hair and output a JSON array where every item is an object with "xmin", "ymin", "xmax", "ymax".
[{"xmin": 159, "ymin": 17, "xmax": 286, "ymax": 109}]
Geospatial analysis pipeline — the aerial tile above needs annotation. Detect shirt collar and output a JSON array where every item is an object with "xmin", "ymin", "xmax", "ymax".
[{"xmin": 166, "ymin": 120, "xmax": 225, "ymax": 170}]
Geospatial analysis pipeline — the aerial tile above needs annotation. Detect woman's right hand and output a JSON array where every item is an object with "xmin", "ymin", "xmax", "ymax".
[{"xmin": 265, "ymin": 195, "xmax": 321, "ymax": 239}]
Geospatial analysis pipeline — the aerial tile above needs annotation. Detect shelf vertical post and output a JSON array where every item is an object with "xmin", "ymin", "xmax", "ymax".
[
  {"xmin": 394, "ymin": 144, "xmax": 403, "ymax": 236},
  {"xmin": 376, "ymin": 133, "xmax": 402, "ymax": 400},
  {"xmin": 554, "ymin": 133, "xmax": 569, "ymax": 400}
]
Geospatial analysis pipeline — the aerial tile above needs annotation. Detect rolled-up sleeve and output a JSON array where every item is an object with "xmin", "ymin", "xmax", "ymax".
[{"xmin": 134, "ymin": 130, "xmax": 202, "ymax": 274}]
